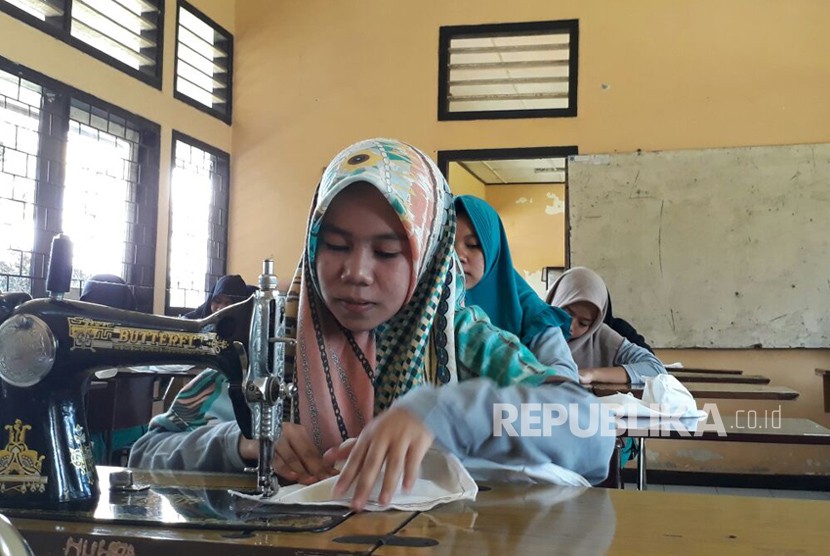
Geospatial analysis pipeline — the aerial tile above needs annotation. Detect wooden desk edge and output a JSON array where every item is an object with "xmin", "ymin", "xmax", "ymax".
[
  {"xmin": 592, "ymin": 384, "xmax": 800, "ymax": 400},
  {"xmin": 666, "ymin": 367, "xmax": 743, "ymax": 375}
]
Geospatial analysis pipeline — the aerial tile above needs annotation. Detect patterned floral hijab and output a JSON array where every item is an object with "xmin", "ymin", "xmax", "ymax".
[{"xmin": 284, "ymin": 138, "xmax": 460, "ymax": 452}]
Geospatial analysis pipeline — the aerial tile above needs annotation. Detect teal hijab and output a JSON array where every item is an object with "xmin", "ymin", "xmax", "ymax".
[{"xmin": 454, "ymin": 195, "xmax": 571, "ymax": 345}]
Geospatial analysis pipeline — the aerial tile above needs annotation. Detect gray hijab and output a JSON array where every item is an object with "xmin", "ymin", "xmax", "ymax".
[{"xmin": 545, "ymin": 267, "xmax": 624, "ymax": 369}]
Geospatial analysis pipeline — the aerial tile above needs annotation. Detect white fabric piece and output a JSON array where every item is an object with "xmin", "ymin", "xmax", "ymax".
[
  {"xmin": 663, "ymin": 362, "xmax": 684, "ymax": 368},
  {"xmin": 232, "ymin": 449, "xmax": 477, "ymax": 512},
  {"xmin": 601, "ymin": 374, "xmax": 707, "ymax": 420},
  {"xmin": 461, "ymin": 457, "xmax": 590, "ymax": 487}
]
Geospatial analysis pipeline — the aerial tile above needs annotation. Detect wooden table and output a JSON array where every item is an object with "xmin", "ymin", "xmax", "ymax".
[
  {"xmin": 592, "ymin": 382, "xmax": 799, "ymax": 400},
  {"xmin": 622, "ymin": 416, "xmax": 830, "ymax": 490},
  {"xmin": 666, "ymin": 367, "xmax": 743, "ymax": 375},
  {"xmin": 668, "ymin": 371, "xmax": 769, "ymax": 384},
  {"xmin": 374, "ymin": 485, "xmax": 830, "ymax": 555},
  {"xmin": 8, "ymin": 471, "xmax": 830, "ymax": 555}
]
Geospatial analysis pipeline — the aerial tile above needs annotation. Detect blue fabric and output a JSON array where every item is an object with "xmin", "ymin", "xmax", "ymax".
[{"xmin": 454, "ymin": 195, "xmax": 571, "ymax": 346}]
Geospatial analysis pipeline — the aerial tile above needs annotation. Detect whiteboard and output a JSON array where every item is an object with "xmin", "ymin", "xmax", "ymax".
[{"xmin": 568, "ymin": 144, "xmax": 830, "ymax": 348}]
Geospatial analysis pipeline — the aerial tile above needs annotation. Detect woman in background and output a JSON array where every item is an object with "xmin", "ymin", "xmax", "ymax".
[
  {"xmin": 453, "ymin": 195, "xmax": 577, "ymax": 382},
  {"xmin": 546, "ymin": 266, "xmax": 665, "ymax": 385},
  {"xmin": 184, "ymin": 274, "xmax": 251, "ymax": 318}
]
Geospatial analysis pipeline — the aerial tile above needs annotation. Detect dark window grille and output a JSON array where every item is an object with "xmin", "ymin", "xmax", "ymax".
[
  {"xmin": 0, "ymin": 0, "xmax": 163, "ymax": 88},
  {"xmin": 0, "ymin": 57, "xmax": 160, "ymax": 311},
  {"xmin": 174, "ymin": 0, "xmax": 232, "ymax": 123},
  {"xmin": 0, "ymin": 69, "xmax": 42, "ymax": 294},
  {"xmin": 166, "ymin": 131, "xmax": 229, "ymax": 316},
  {"xmin": 438, "ymin": 19, "xmax": 579, "ymax": 120}
]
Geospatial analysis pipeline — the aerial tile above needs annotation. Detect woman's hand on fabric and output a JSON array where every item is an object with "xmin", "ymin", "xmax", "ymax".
[
  {"xmin": 273, "ymin": 423, "xmax": 338, "ymax": 484},
  {"xmin": 322, "ymin": 437, "xmax": 358, "ymax": 468},
  {"xmin": 326, "ymin": 408, "xmax": 434, "ymax": 511}
]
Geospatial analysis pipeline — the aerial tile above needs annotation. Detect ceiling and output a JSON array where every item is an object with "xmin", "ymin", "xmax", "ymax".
[{"xmin": 456, "ymin": 157, "xmax": 567, "ymax": 185}]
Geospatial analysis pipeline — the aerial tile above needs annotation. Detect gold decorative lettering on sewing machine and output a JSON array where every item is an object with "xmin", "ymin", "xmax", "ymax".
[
  {"xmin": 68, "ymin": 317, "xmax": 229, "ymax": 355},
  {"xmin": 68, "ymin": 424, "xmax": 95, "ymax": 483},
  {"xmin": 0, "ymin": 294, "xmax": 257, "ymax": 510},
  {"xmin": 0, "ymin": 258, "xmax": 293, "ymax": 511},
  {"xmin": 0, "ymin": 419, "xmax": 47, "ymax": 495}
]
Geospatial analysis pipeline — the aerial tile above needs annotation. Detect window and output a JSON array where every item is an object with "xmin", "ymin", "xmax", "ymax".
[
  {"xmin": 166, "ymin": 132, "xmax": 230, "ymax": 316},
  {"xmin": 63, "ymin": 100, "xmax": 150, "ymax": 297},
  {"xmin": 438, "ymin": 20, "xmax": 578, "ymax": 120},
  {"xmin": 0, "ymin": 58, "xmax": 160, "ymax": 310},
  {"xmin": 174, "ymin": 0, "xmax": 232, "ymax": 123},
  {"xmin": 0, "ymin": 0, "xmax": 164, "ymax": 88},
  {"xmin": 0, "ymin": 70, "xmax": 41, "ymax": 294}
]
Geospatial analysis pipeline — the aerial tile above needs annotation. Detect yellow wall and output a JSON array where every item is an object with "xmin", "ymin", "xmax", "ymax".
[
  {"xmin": 0, "ymin": 0, "xmax": 235, "ymax": 313},
  {"xmin": 447, "ymin": 162, "xmax": 486, "ymax": 198},
  {"xmin": 485, "ymin": 184, "xmax": 566, "ymax": 296},
  {"xmin": 232, "ymin": 0, "xmax": 830, "ymax": 475},
  {"xmin": 231, "ymin": 0, "xmax": 830, "ymax": 282}
]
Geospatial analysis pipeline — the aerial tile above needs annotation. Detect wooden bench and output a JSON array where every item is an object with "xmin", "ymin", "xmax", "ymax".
[{"xmin": 621, "ymin": 416, "xmax": 830, "ymax": 490}]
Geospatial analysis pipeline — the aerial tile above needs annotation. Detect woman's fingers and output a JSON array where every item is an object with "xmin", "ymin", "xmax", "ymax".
[
  {"xmin": 323, "ymin": 438, "xmax": 358, "ymax": 468},
  {"xmin": 377, "ymin": 442, "xmax": 405, "ymax": 506},
  {"xmin": 349, "ymin": 434, "xmax": 388, "ymax": 510},
  {"xmin": 331, "ymin": 408, "xmax": 435, "ymax": 511},
  {"xmin": 402, "ymin": 435, "xmax": 432, "ymax": 492},
  {"xmin": 274, "ymin": 423, "xmax": 337, "ymax": 483},
  {"xmin": 332, "ymin": 437, "xmax": 369, "ymax": 498}
]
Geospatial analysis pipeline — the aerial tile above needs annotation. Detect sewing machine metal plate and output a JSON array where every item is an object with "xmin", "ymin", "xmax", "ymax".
[{"xmin": 1, "ymin": 468, "xmax": 351, "ymax": 533}]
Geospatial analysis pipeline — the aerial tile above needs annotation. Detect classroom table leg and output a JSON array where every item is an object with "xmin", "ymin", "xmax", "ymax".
[{"xmin": 637, "ymin": 438, "xmax": 647, "ymax": 491}]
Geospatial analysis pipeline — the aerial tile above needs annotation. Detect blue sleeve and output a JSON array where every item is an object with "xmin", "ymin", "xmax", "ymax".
[
  {"xmin": 128, "ymin": 370, "xmax": 247, "ymax": 472},
  {"xmin": 614, "ymin": 339, "xmax": 666, "ymax": 384},
  {"xmin": 393, "ymin": 378, "xmax": 616, "ymax": 485},
  {"xmin": 527, "ymin": 327, "xmax": 579, "ymax": 382},
  {"xmin": 128, "ymin": 419, "xmax": 247, "ymax": 472}
]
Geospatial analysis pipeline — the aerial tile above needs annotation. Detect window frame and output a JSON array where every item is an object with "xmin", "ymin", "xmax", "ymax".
[
  {"xmin": 437, "ymin": 19, "xmax": 579, "ymax": 121},
  {"xmin": 173, "ymin": 0, "xmax": 233, "ymax": 124},
  {"xmin": 0, "ymin": 56, "xmax": 161, "ymax": 309},
  {"xmin": 165, "ymin": 129, "xmax": 231, "ymax": 317},
  {"xmin": 0, "ymin": 0, "xmax": 165, "ymax": 89}
]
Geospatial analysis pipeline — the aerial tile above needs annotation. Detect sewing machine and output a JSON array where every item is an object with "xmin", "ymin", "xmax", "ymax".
[{"xmin": 0, "ymin": 235, "xmax": 294, "ymax": 511}]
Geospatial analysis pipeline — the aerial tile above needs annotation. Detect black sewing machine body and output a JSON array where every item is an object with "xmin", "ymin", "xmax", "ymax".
[{"xmin": 0, "ymin": 294, "xmax": 256, "ymax": 511}]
